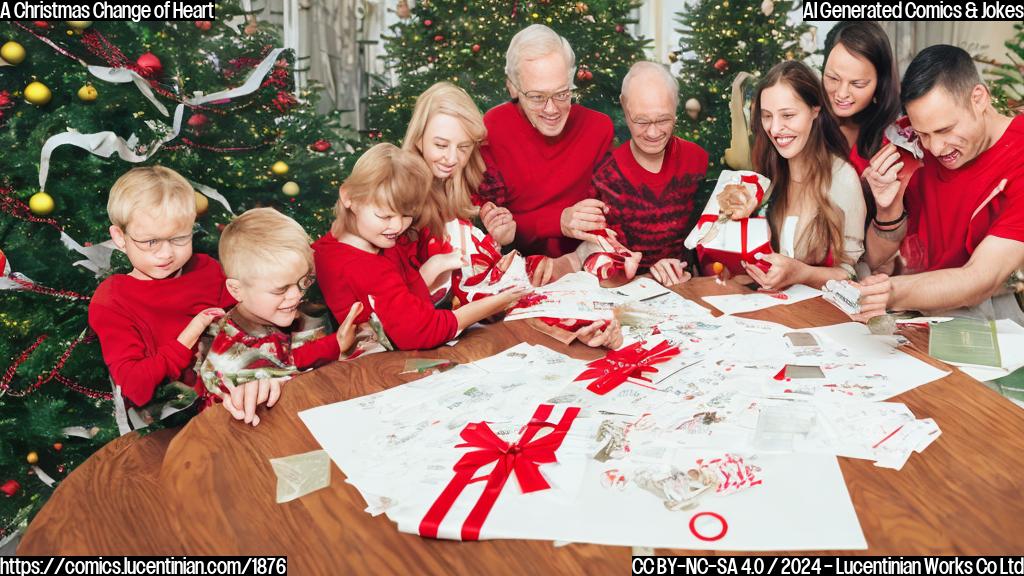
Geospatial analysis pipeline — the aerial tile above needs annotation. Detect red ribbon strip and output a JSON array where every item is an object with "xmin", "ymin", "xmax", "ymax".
[
  {"xmin": 573, "ymin": 340, "xmax": 680, "ymax": 395},
  {"xmin": 582, "ymin": 228, "xmax": 631, "ymax": 282},
  {"xmin": 419, "ymin": 404, "xmax": 580, "ymax": 540}
]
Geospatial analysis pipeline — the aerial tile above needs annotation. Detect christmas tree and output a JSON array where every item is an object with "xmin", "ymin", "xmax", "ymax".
[
  {"xmin": 985, "ymin": 22, "xmax": 1024, "ymax": 115},
  {"xmin": 365, "ymin": 0, "xmax": 650, "ymax": 143},
  {"xmin": 0, "ymin": 9, "xmax": 356, "ymax": 537},
  {"xmin": 672, "ymin": 0, "xmax": 815, "ymax": 179}
]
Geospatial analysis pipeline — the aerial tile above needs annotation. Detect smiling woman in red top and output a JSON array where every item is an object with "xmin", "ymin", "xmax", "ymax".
[{"xmin": 475, "ymin": 24, "xmax": 613, "ymax": 258}]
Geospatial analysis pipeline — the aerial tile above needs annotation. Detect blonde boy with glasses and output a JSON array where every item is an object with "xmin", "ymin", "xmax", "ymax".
[
  {"xmin": 199, "ymin": 208, "xmax": 360, "ymax": 426},
  {"xmin": 89, "ymin": 166, "xmax": 236, "ymax": 433}
]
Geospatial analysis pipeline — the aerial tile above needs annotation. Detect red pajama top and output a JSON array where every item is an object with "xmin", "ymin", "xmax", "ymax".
[
  {"xmin": 312, "ymin": 232, "xmax": 458, "ymax": 350},
  {"xmin": 88, "ymin": 254, "xmax": 236, "ymax": 408},
  {"xmin": 901, "ymin": 115, "xmax": 1024, "ymax": 273},
  {"xmin": 476, "ymin": 102, "xmax": 613, "ymax": 257},
  {"xmin": 593, "ymin": 137, "xmax": 708, "ymax": 269}
]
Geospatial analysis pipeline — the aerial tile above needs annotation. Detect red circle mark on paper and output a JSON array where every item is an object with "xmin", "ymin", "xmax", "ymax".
[{"xmin": 689, "ymin": 512, "xmax": 728, "ymax": 542}]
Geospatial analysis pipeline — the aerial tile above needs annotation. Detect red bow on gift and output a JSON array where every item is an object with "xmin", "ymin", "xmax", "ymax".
[
  {"xmin": 419, "ymin": 404, "xmax": 580, "ymax": 540},
  {"xmin": 462, "ymin": 233, "xmax": 509, "ymax": 287},
  {"xmin": 574, "ymin": 340, "xmax": 681, "ymax": 395}
]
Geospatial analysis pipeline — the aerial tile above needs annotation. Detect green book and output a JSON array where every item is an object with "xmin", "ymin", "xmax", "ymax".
[{"xmin": 929, "ymin": 318, "xmax": 1002, "ymax": 369}]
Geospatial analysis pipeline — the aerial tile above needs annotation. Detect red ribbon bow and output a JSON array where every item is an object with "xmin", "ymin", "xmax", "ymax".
[
  {"xmin": 419, "ymin": 404, "xmax": 580, "ymax": 540},
  {"xmin": 574, "ymin": 340, "xmax": 681, "ymax": 395},
  {"xmin": 463, "ymin": 233, "xmax": 508, "ymax": 287}
]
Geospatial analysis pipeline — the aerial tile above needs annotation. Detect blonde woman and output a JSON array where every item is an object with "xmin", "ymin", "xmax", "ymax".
[{"xmin": 401, "ymin": 82, "xmax": 620, "ymax": 347}]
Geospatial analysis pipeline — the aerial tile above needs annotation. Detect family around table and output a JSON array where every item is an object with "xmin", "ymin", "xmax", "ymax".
[{"xmin": 87, "ymin": 23, "xmax": 1024, "ymax": 428}]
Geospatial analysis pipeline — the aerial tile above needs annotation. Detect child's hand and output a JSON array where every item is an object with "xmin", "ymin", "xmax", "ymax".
[
  {"xmin": 178, "ymin": 308, "xmax": 226, "ymax": 348},
  {"xmin": 336, "ymin": 302, "xmax": 363, "ymax": 358},
  {"xmin": 191, "ymin": 307, "xmax": 225, "ymax": 329},
  {"xmin": 429, "ymin": 251, "xmax": 470, "ymax": 273},
  {"xmin": 496, "ymin": 286, "xmax": 531, "ymax": 309},
  {"xmin": 575, "ymin": 319, "xmax": 623, "ymax": 349},
  {"xmin": 420, "ymin": 251, "xmax": 469, "ymax": 292},
  {"xmin": 218, "ymin": 376, "xmax": 289, "ymax": 426}
]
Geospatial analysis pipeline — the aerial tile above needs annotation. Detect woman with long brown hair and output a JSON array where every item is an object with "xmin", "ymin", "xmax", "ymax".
[{"xmin": 742, "ymin": 61, "xmax": 866, "ymax": 290}]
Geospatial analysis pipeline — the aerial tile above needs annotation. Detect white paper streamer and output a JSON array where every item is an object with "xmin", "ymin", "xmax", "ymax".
[
  {"xmin": 60, "ymin": 232, "xmax": 118, "ymax": 278},
  {"xmin": 86, "ymin": 65, "xmax": 169, "ymax": 117},
  {"xmin": 189, "ymin": 179, "xmax": 236, "ymax": 216},
  {"xmin": 38, "ymin": 48, "xmax": 286, "ymax": 193},
  {"xmin": 62, "ymin": 425, "xmax": 100, "ymax": 439},
  {"xmin": 30, "ymin": 466, "xmax": 56, "ymax": 488}
]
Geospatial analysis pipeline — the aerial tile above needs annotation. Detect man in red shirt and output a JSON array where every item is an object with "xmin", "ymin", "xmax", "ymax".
[
  {"xmin": 476, "ymin": 24, "xmax": 614, "ymax": 257},
  {"xmin": 856, "ymin": 45, "xmax": 1024, "ymax": 321}
]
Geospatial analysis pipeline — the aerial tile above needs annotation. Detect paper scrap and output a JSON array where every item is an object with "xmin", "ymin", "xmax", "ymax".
[{"xmin": 269, "ymin": 450, "xmax": 331, "ymax": 503}]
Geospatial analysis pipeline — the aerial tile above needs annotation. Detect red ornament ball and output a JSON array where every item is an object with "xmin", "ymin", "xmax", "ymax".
[
  {"xmin": 187, "ymin": 113, "xmax": 209, "ymax": 128},
  {"xmin": 53, "ymin": 442, "xmax": 63, "ymax": 452},
  {"xmin": 615, "ymin": 24, "xmax": 624, "ymax": 33},
  {"xmin": 195, "ymin": 21, "xmax": 212, "ymax": 31},
  {"xmin": 714, "ymin": 58, "xmax": 729, "ymax": 72},
  {"xmin": 33, "ymin": 21, "xmax": 49, "ymax": 29},
  {"xmin": 472, "ymin": 44, "xmax": 481, "ymax": 53},
  {"xmin": 311, "ymin": 139, "xmax": 331, "ymax": 152},
  {"xmin": 576, "ymin": 68, "xmax": 593, "ymax": 82},
  {"xmin": 423, "ymin": 19, "xmax": 433, "ymax": 27},
  {"xmin": 434, "ymin": 35, "xmax": 444, "ymax": 42},
  {"xmin": 1, "ymin": 480, "xmax": 20, "ymax": 497},
  {"xmin": 57, "ymin": 465, "xmax": 65, "ymax": 474},
  {"xmin": 136, "ymin": 52, "xmax": 163, "ymax": 78}
]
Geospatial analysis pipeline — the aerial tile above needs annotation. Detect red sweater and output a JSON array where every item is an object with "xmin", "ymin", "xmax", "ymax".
[
  {"xmin": 312, "ymin": 232, "xmax": 458, "ymax": 350},
  {"xmin": 593, "ymin": 137, "xmax": 708, "ymax": 268},
  {"xmin": 88, "ymin": 254, "xmax": 236, "ymax": 408},
  {"xmin": 901, "ymin": 115, "xmax": 1024, "ymax": 273},
  {"xmin": 477, "ymin": 102, "xmax": 613, "ymax": 257}
]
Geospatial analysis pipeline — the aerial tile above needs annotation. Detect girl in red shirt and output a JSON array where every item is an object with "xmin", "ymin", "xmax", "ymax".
[{"xmin": 313, "ymin": 143, "xmax": 527, "ymax": 350}]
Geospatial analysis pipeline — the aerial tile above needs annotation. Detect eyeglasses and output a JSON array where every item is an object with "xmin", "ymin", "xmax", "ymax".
[
  {"xmin": 285, "ymin": 272, "xmax": 317, "ymax": 295},
  {"xmin": 629, "ymin": 115, "xmax": 677, "ymax": 131},
  {"xmin": 510, "ymin": 80, "xmax": 574, "ymax": 109},
  {"xmin": 126, "ymin": 232, "xmax": 194, "ymax": 252}
]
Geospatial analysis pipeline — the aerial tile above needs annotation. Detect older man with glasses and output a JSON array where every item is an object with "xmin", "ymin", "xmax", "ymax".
[
  {"xmin": 475, "ymin": 24, "xmax": 614, "ymax": 258},
  {"xmin": 568, "ymin": 61, "xmax": 709, "ymax": 287}
]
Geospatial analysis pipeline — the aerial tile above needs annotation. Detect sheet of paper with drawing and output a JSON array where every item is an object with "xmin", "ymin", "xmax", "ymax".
[
  {"xmin": 702, "ymin": 284, "xmax": 823, "ymax": 316},
  {"xmin": 503, "ymin": 272, "xmax": 627, "ymax": 322}
]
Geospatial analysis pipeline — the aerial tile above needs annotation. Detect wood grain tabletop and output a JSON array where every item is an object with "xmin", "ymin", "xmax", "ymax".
[{"xmin": 20, "ymin": 278, "xmax": 1024, "ymax": 571}]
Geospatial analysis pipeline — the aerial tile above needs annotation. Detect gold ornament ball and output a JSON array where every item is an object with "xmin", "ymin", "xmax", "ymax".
[
  {"xmin": 29, "ymin": 191, "xmax": 55, "ymax": 216},
  {"xmin": 77, "ymin": 84, "xmax": 98, "ymax": 102},
  {"xmin": 24, "ymin": 81, "xmax": 52, "ymax": 106},
  {"xmin": 282, "ymin": 181, "xmax": 300, "ymax": 196},
  {"xmin": 1, "ymin": 41, "xmax": 26, "ymax": 65},
  {"xmin": 26, "ymin": 452, "xmax": 39, "ymax": 465},
  {"xmin": 271, "ymin": 161, "xmax": 290, "ymax": 176},
  {"xmin": 66, "ymin": 21, "xmax": 93, "ymax": 30},
  {"xmin": 194, "ymin": 191, "xmax": 209, "ymax": 216}
]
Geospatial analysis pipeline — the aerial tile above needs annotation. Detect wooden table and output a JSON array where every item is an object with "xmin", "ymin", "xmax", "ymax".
[{"xmin": 19, "ymin": 278, "xmax": 1024, "ymax": 571}]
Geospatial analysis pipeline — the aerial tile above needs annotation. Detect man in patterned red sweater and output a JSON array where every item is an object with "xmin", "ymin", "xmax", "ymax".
[{"xmin": 574, "ymin": 61, "xmax": 709, "ymax": 286}]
